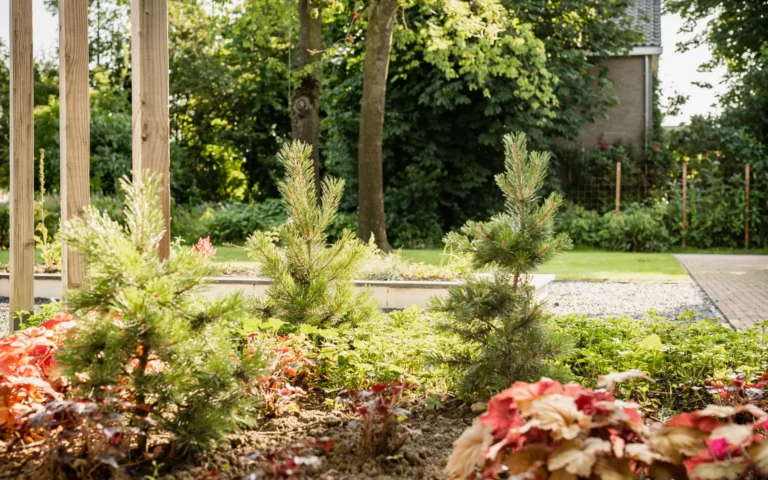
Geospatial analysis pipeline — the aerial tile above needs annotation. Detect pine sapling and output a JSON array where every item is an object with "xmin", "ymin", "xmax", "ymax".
[
  {"xmin": 246, "ymin": 142, "xmax": 378, "ymax": 328},
  {"xmin": 430, "ymin": 132, "xmax": 573, "ymax": 397},
  {"xmin": 57, "ymin": 172, "xmax": 265, "ymax": 456}
]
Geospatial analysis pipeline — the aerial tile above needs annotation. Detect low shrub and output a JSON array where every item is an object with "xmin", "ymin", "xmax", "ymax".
[
  {"xmin": 430, "ymin": 133, "xmax": 572, "ymax": 398},
  {"xmin": 57, "ymin": 173, "xmax": 266, "ymax": 456},
  {"xmin": 556, "ymin": 202, "xmax": 675, "ymax": 252},
  {"xmin": 246, "ymin": 142, "xmax": 378, "ymax": 329},
  {"xmin": 553, "ymin": 314, "xmax": 768, "ymax": 413},
  {"xmin": 446, "ymin": 374, "xmax": 768, "ymax": 480}
]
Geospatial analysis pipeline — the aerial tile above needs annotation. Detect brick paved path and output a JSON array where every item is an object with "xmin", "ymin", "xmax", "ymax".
[{"xmin": 675, "ymin": 254, "xmax": 768, "ymax": 329}]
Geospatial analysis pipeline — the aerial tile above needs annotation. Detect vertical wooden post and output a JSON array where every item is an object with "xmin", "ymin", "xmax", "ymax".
[
  {"xmin": 745, "ymin": 163, "xmax": 750, "ymax": 249},
  {"xmin": 59, "ymin": 0, "xmax": 91, "ymax": 295},
  {"xmin": 131, "ymin": 0, "xmax": 171, "ymax": 259},
  {"xmin": 615, "ymin": 162, "xmax": 621, "ymax": 216},
  {"xmin": 682, "ymin": 162, "xmax": 687, "ymax": 247},
  {"xmin": 9, "ymin": 0, "xmax": 35, "ymax": 329}
]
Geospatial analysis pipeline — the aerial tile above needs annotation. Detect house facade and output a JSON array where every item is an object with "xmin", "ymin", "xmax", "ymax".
[{"xmin": 577, "ymin": 0, "xmax": 662, "ymax": 151}]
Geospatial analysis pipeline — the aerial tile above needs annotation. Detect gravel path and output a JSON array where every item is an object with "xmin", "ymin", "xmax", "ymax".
[{"xmin": 547, "ymin": 281, "xmax": 723, "ymax": 321}]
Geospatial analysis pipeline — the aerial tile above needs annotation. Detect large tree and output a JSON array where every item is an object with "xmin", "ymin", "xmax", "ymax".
[
  {"xmin": 357, "ymin": 0, "xmax": 399, "ymax": 251},
  {"xmin": 292, "ymin": 0, "xmax": 324, "ymax": 196}
]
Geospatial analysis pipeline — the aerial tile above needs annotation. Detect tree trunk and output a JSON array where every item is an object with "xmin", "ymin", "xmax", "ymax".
[
  {"xmin": 291, "ymin": 0, "xmax": 323, "ymax": 196},
  {"xmin": 357, "ymin": 0, "xmax": 397, "ymax": 252}
]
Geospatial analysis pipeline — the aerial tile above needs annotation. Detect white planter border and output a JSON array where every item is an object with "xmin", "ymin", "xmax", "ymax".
[{"xmin": 0, "ymin": 273, "xmax": 555, "ymax": 310}]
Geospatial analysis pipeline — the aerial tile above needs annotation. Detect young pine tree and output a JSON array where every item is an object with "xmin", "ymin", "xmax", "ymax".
[
  {"xmin": 246, "ymin": 142, "xmax": 378, "ymax": 328},
  {"xmin": 58, "ymin": 173, "xmax": 265, "ymax": 456},
  {"xmin": 430, "ymin": 132, "xmax": 573, "ymax": 397}
]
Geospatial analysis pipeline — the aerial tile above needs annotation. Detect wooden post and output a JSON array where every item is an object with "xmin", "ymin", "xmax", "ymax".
[
  {"xmin": 682, "ymin": 162, "xmax": 687, "ymax": 247},
  {"xmin": 745, "ymin": 163, "xmax": 750, "ymax": 249},
  {"xmin": 131, "ymin": 0, "xmax": 171, "ymax": 259},
  {"xmin": 59, "ymin": 0, "xmax": 91, "ymax": 295},
  {"xmin": 615, "ymin": 162, "xmax": 621, "ymax": 216},
  {"xmin": 9, "ymin": 0, "xmax": 35, "ymax": 329}
]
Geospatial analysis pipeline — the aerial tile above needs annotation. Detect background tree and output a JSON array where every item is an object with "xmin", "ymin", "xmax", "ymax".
[
  {"xmin": 357, "ymin": 0, "xmax": 399, "ymax": 252},
  {"xmin": 292, "ymin": 0, "xmax": 324, "ymax": 196}
]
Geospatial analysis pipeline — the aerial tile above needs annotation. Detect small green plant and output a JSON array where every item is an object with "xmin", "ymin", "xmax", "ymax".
[
  {"xmin": 246, "ymin": 142, "xmax": 378, "ymax": 328},
  {"xmin": 14, "ymin": 301, "xmax": 63, "ymax": 330},
  {"xmin": 34, "ymin": 149, "xmax": 61, "ymax": 271},
  {"xmin": 57, "ymin": 172, "xmax": 266, "ymax": 456},
  {"xmin": 430, "ymin": 132, "xmax": 573, "ymax": 397}
]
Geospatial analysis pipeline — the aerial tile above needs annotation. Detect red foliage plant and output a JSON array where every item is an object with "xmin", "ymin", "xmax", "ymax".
[
  {"xmin": 447, "ymin": 370, "xmax": 768, "ymax": 480},
  {"xmin": 248, "ymin": 333, "xmax": 315, "ymax": 416},
  {"xmin": 242, "ymin": 437, "xmax": 336, "ymax": 479},
  {"xmin": 0, "ymin": 314, "xmax": 74, "ymax": 437},
  {"xmin": 339, "ymin": 378, "xmax": 415, "ymax": 456},
  {"xmin": 192, "ymin": 236, "xmax": 217, "ymax": 259}
]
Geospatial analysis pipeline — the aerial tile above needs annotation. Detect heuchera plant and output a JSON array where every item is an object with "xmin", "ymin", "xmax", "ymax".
[
  {"xmin": 447, "ymin": 371, "xmax": 768, "ymax": 480},
  {"xmin": 192, "ymin": 236, "xmax": 217, "ymax": 259},
  {"xmin": 0, "ymin": 314, "xmax": 74, "ymax": 436},
  {"xmin": 339, "ymin": 379, "xmax": 414, "ymax": 456},
  {"xmin": 248, "ymin": 333, "xmax": 315, "ymax": 415}
]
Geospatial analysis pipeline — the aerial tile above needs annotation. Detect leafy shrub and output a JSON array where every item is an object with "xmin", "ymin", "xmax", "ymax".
[
  {"xmin": 556, "ymin": 202, "xmax": 675, "ymax": 252},
  {"xmin": 246, "ymin": 142, "xmax": 378, "ymax": 328},
  {"xmin": 430, "ymin": 132, "xmax": 572, "ymax": 397},
  {"xmin": 599, "ymin": 202, "xmax": 674, "ymax": 252},
  {"xmin": 202, "ymin": 199, "xmax": 286, "ymax": 244},
  {"xmin": 0, "ymin": 314, "xmax": 73, "ymax": 436},
  {"xmin": 57, "ymin": 173, "xmax": 266, "ymax": 455},
  {"xmin": 553, "ymin": 314, "xmax": 768, "ymax": 412},
  {"xmin": 17, "ymin": 301, "xmax": 63, "ymax": 330},
  {"xmin": 446, "ymin": 373, "xmax": 768, "ymax": 480}
]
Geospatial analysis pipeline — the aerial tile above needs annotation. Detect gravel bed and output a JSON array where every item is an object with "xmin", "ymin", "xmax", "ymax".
[
  {"xmin": 547, "ymin": 280, "xmax": 723, "ymax": 321},
  {"xmin": 0, "ymin": 298, "xmax": 55, "ymax": 337}
]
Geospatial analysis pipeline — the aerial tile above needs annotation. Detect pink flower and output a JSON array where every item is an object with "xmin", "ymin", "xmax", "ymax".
[{"xmin": 193, "ymin": 237, "xmax": 216, "ymax": 259}]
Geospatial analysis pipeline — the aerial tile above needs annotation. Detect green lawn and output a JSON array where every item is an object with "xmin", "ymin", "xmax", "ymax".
[
  {"xmin": 6, "ymin": 246, "xmax": 761, "ymax": 282},
  {"xmin": 210, "ymin": 246, "xmax": 690, "ymax": 282}
]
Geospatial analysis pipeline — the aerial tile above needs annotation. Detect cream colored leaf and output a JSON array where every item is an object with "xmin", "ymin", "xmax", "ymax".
[
  {"xmin": 594, "ymin": 458, "xmax": 635, "ymax": 480},
  {"xmin": 710, "ymin": 424, "xmax": 753, "ymax": 446},
  {"xmin": 446, "ymin": 419, "xmax": 493, "ymax": 479},
  {"xmin": 624, "ymin": 443, "xmax": 659, "ymax": 465},
  {"xmin": 548, "ymin": 438, "xmax": 610, "ymax": 477},
  {"xmin": 597, "ymin": 370, "xmax": 653, "ymax": 388},
  {"xmin": 737, "ymin": 403, "xmax": 768, "ymax": 419},
  {"xmin": 648, "ymin": 425, "xmax": 706, "ymax": 464},
  {"xmin": 691, "ymin": 459, "xmax": 748, "ymax": 480},
  {"xmin": 503, "ymin": 444, "xmax": 548, "ymax": 477},
  {"xmin": 529, "ymin": 394, "xmax": 587, "ymax": 440},
  {"xmin": 549, "ymin": 469, "xmax": 578, "ymax": 480},
  {"xmin": 698, "ymin": 405, "xmax": 736, "ymax": 418}
]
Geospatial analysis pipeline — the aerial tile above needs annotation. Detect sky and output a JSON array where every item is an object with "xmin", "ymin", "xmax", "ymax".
[{"xmin": 0, "ymin": 1, "xmax": 725, "ymax": 127}]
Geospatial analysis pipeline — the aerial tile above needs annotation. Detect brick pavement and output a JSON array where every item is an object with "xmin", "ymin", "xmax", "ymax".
[{"xmin": 675, "ymin": 254, "xmax": 768, "ymax": 329}]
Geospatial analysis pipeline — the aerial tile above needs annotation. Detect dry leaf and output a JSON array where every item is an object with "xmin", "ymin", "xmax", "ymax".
[
  {"xmin": 446, "ymin": 419, "xmax": 493, "ymax": 479},
  {"xmin": 596, "ymin": 370, "xmax": 652, "ymax": 388},
  {"xmin": 528, "ymin": 395, "xmax": 587, "ymax": 440}
]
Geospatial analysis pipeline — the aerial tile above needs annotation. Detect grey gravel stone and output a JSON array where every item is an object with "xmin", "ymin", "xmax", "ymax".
[{"xmin": 546, "ymin": 280, "xmax": 723, "ymax": 321}]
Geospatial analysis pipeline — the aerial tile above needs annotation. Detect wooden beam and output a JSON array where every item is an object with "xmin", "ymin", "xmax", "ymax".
[
  {"xmin": 745, "ymin": 163, "xmax": 750, "ymax": 249},
  {"xmin": 131, "ymin": 0, "xmax": 170, "ymax": 259},
  {"xmin": 59, "ymin": 0, "xmax": 91, "ymax": 295},
  {"xmin": 9, "ymin": 0, "xmax": 35, "ymax": 328},
  {"xmin": 682, "ymin": 162, "xmax": 687, "ymax": 248}
]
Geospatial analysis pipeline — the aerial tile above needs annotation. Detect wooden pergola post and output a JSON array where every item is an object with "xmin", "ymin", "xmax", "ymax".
[
  {"xmin": 9, "ymin": 0, "xmax": 35, "ymax": 328},
  {"xmin": 131, "ymin": 0, "xmax": 171, "ymax": 259},
  {"xmin": 59, "ymin": 0, "xmax": 91, "ymax": 294}
]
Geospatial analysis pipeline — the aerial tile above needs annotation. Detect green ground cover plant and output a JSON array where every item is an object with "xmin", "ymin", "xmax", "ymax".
[
  {"xmin": 430, "ymin": 133, "xmax": 572, "ymax": 397},
  {"xmin": 57, "ymin": 173, "xmax": 266, "ymax": 456},
  {"xmin": 553, "ymin": 314, "xmax": 768, "ymax": 416}
]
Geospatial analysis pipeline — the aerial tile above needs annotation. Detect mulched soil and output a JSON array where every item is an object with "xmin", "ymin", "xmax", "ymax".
[{"xmin": 1, "ymin": 401, "xmax": 472, "ymax": 480}]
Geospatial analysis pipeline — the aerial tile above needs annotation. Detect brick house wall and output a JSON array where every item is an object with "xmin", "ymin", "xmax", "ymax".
[{"xmin": 577, "ymin": 54, "xmax": 659, "ymax": 153}]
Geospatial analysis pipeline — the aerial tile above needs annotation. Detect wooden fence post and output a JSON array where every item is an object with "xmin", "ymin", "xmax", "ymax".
[
  {"xmin": 9, "ymin": 0, "xmax": 35, "ymax": 330},
  {"xmin": 682, "ymin": 162, "xmax": 687, "ymax": 248},
  {"xmin": 131, "ymin": 0, "xmax": 171, "ymax": 259},
  {"xmin": 59, "ymin": 0, "xmax": 91, "ymax": 295},
  {"xmin": 745, "ymin": 163, "xmax": 750, "ymax": 249},
  {"xmin": 615, "ymin": 162, "xmax": 621, "ymax": 216}
]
